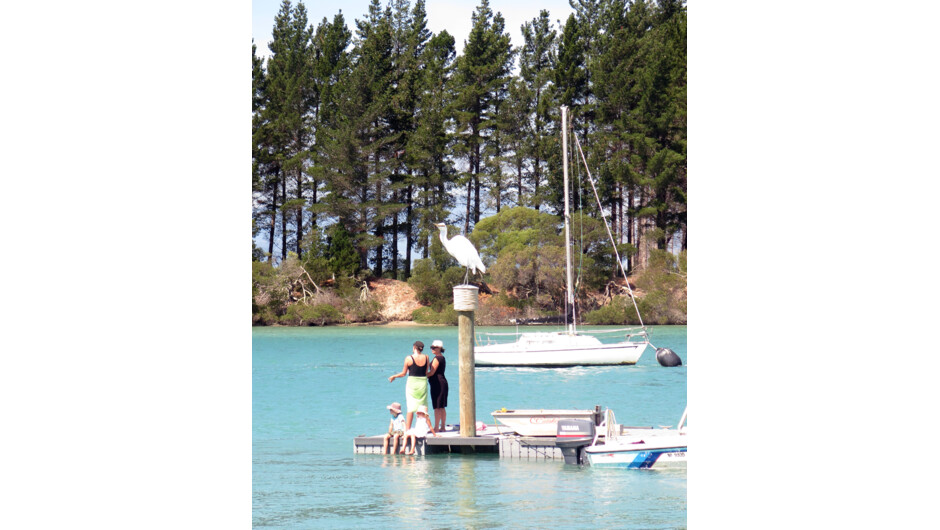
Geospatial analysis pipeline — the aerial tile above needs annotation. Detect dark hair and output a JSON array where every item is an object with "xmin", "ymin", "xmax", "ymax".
[{"xmin": 413, "ymin": 340, "xmax": 424, "ymax": 352}]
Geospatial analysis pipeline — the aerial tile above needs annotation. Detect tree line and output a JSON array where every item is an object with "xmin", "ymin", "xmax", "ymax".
[{"xmin": 252, "ymin": 0, "xmax": 686, "ymax": 281}]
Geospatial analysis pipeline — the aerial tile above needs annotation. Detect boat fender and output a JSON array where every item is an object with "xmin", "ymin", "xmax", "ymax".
[{"xmin": 656, "ymin": 348, "xmax": 682, "ymax": 367}]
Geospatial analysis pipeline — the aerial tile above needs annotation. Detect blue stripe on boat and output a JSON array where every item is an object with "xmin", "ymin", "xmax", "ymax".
[{"xmin": 628, "ymin": 451, "xmax": 661, "ymax": 469}]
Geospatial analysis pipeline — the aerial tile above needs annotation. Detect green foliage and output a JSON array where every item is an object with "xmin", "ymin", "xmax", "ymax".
[
  {"xmin": 453, "ymin": 0, "xmax": 515, "ymax": 224},
  {"xmin": 408, "ymin": 259, "xmax": 464, "ymax": 311},
  {"xmin": 555, "ymin": 14, "xmax": 587, "ymax": 109},
  {"xmin": 299, "ymin": 226, "xmax": 329, "ymax": 283},
  {"xmin": 412, "ymin": 305, "xmax": 457, "ymax": 325},
  {"xmin": 490, "ymin": 244, "xmax": 566, "ymax": 304},
  {"xmin": 345, "ymin": 299, "xmax": 383, "ymax": 323},
  {"xmin": 519, "ymin": 9, "xmax": 557, "ymax": 212},
  {"xmin": 280, "ymin": 303, "xmax": 345, "ymax": 326},
  {"xmin": 252, "ymin": 0, "xmax": 687, "ymax": 325},
  {"xmin": 635, "ymin": 249, "xmax": 686, "ymax": 294},
  {"xmin": 494, "ymin": 292, "xmax": 534, "ymax": 310},
  {"xmin": 326, "ymin": 223, "xmax": 360, "ymax": 277},
  {"xmin": 471, "ymin": 206, "xmax": 562, "ymax": 260},
  {"xmin": 582, "ymin": 248, "xmax": 686, "ymax": 325},
  {"xmin": 472, "ymin": 206, "xmax": 609, "ymax": 308},
  {"xmin": 582, "ymin": 296, "xmax": 641, "ymax": 326},
  {"xmin": 635, "ymin": 290, "xmax": 672, "ymax": 325},
  {"xmin": 252, "ymin": 260, "xmax": 289, "ymax": 320}
]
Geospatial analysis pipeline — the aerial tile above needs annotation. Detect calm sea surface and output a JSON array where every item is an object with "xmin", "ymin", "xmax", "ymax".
[{"xmin": 253, "ymin": 325, "xmax": 687, "ymax": 529}]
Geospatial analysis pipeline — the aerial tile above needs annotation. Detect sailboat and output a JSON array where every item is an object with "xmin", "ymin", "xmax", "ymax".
[{"xmin": 474, "ymin": 106, "xmax": 650, "ymax": 367}]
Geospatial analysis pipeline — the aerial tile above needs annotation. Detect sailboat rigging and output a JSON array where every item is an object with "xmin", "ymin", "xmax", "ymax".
[{"xmin": 474, "ymin": 106, "xmax": 650, "ymax": 367}]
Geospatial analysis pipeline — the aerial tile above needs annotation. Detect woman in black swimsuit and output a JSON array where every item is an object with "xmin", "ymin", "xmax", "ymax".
[{"xmin": 427, "ymin": 339, "xmax": 449, "ymax": 431}]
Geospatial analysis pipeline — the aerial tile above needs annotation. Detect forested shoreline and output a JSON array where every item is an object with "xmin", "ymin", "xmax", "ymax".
[{"xmin": 252, "ymin": 0, "xmax": 686, "ymax": 326}]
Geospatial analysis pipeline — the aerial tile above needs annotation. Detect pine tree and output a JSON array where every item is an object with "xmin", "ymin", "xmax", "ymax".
[
  {"xmin": 519, "ymin": 9, "xmax": 558, "ymax": 212},
  {"xmin": 309, "ymin": 12, "xmax": 352, "ymax": 239},
  {"xmin": 314, "ymin": 0, "xmax": 398, "ymax": 274},
  {"xmin": 555, "ymin": 14, "xmax": 587, "ymax": 113},
  {"xmin": 265, "ymin": 0, "xmax": 316, "ymax": 260},
  {"xmin": 501, "ymin": 78, "xmax": 532, "ymax": 208},
  {"xmin": 591, "ymin": 0, "xmax": 686, "ymax": 271},
  {"xmin": 396, "ymin": 0, "xmax": 435, "ymax": 276},
  {"xmin": 252, "ymin": 40, "xmax": 270, "ymax": 261},
  {"xmin": 410, "ymin": 30, "xmax": 457, "ymax": 259},
  {"xmin": 454, "ymin": 0, "xmax": 513, "ymax": 232}
]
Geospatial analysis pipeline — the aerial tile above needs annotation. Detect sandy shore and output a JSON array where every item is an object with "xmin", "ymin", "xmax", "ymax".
[{"xmin": 340, "ymin": 320, "xmax": 435, "ymax": 327}]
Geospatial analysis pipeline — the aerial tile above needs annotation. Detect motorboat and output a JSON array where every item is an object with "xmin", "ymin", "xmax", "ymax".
[
  {"xmin": 583, "ymin": 408, "xmax": 687, "ymax": 469},
  {"xmin": 491, "ymin": 408, "xmax": 600, "ymax": 437}
]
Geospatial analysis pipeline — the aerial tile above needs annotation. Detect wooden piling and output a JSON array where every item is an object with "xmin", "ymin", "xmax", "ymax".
[{"xmin": 454, "ymin": 285, "xmax": 478, "ymax": 438}]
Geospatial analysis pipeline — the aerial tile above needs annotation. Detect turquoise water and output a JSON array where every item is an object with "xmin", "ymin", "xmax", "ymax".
[{"xmin": 253, "ymin": 325, "xmax": 687, "ymax": 528}]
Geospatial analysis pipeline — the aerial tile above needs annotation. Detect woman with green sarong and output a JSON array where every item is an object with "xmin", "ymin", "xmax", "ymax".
[{"xmin": 388, "ymin": 340, "xmax": 431, "ymax": 431}]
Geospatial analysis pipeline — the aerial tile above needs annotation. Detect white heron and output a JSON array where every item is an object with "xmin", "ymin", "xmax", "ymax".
[{"xmin": 434, "ymin": 222, "xmax": 486, "ymax": 284}]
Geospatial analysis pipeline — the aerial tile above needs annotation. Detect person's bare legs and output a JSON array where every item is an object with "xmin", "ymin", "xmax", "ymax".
[
  {"xmin": 405, "ymin": 411, "xmax": 414, "ymax": 431},
  {"xmin": 435, "ymin": 408, "xmax": 446, "ymax": 431},
  {"xmin": 382, "ymin": 433, "xmax": 391, "ymax": 454}
]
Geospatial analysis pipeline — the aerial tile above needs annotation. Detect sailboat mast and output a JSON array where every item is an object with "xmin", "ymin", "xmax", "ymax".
[{"xmin": 561, "ymin": 106, "xmax": 576, "ymax": 334}]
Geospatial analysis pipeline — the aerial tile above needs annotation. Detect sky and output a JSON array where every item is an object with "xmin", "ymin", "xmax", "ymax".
[{"xmin": 253, "ymin": 0, "xmax": 576, "ymax": 59}]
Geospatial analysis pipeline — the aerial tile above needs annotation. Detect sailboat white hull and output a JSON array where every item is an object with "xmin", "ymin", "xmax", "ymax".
[{"xmin": 475, "ymin": 332, "xmax": 648, "ymax": 367}]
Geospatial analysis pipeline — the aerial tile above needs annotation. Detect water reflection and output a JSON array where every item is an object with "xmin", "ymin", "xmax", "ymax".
[
  {"xmin": 456, "ymin": 457, "xmax": 480, "ymax": 521},
  {"xmin": 377, "ymin": 455, "xmax": 436, "ymax": 523}
]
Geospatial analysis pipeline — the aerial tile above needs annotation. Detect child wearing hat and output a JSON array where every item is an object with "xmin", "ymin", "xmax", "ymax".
[
  {"xmin": 382, "ymin": 402, "xmax": 406, "ymax": 454},
  {"xmin": 402, "ymin": 405, "xmax": 436, "ymax": 455}
]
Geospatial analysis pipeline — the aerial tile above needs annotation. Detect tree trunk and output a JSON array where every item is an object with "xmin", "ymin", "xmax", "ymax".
[
  {"xmin": 281, "ymin": 173, "xmax": 287, "ymax": 261},
  {"xmin": 533, "ymin": 152, "xmax": 541, "ymax": 212},
  {"xmin": 392, "ymin": 189, "xmax": 400, "ymax": 278},
  {"xmin": 474, "ymin": 168, "xmax": 481, "ymax": 224},
  {"xmin": 374, "ymin": 220, "xmax": 384, "ymax": 278},
  {"xmin": 423, "ymin": 179, "xmax": 431, "ymax": 259},
  {"xmin": 295, "ymin": 164, "xmax": 303, "ymax": 258},
  {"xmin": 374, "ymin": 150, "xmax": 384, "ymax": 278},
  {"xmin": 627, "ymin": 187, "xmax": 634, "ymax": 273},
  {"xmin": 517, "ymin": 159, "xmax": 523, "ymax": 207},
  {"xmin": 267, "ymin": 167, "xmax": 279, "ymax": 263},
  {"xmin": 311, "ymin": 176, "xmax": 317, "ymax": 229},
  {"xmin": 405, "ymin": 182, "xmax": 413, "ymax": 278},
  {"xmin": 618, "ymin": 182, "xmax": 624, "ymax": 244},
  {"xmin": 611, "ymin": 182, "xmax": 619, "ymax": 244},
  {"xmin": 473, "ymin": 136, "xmax": 481, "ymax": 225}
]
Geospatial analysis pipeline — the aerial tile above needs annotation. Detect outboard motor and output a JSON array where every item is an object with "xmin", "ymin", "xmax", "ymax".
[
  {"xmin": 656, "ymin": 347, "xmax": 682, "ymax": 367},
  {"xmin": 555, "ymin": 418, "xmax": 595, "ymax": 465}
]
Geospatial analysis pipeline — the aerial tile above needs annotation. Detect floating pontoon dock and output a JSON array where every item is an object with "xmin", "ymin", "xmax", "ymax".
[
  {"xmin": 354, "ymin": 406, "xmax": 657, "ymax": 461},
  {"xmin": 353, "ymin": 424, "xmax": 570, "ymax": 460}
]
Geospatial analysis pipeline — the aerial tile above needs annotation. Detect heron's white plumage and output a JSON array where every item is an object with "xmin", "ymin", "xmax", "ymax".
[{"xmin": 435, "ymin": 223, "xmax": 486, "ymax": 275}]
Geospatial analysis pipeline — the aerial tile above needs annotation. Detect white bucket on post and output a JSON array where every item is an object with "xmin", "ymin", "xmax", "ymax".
[{"xmin": 453, "ymin": 285, "xmax": 478, "ymax": 311}]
